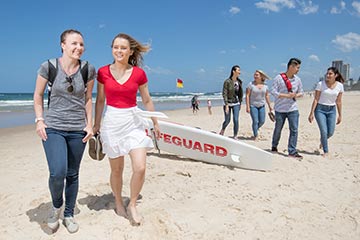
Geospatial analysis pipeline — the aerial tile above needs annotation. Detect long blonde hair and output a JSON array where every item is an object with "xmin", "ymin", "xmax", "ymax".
[{"xmin": 111, "ymin": 33, "xmax": 150, "ymax": 66}]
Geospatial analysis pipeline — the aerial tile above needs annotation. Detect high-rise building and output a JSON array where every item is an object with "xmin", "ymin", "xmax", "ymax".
[
  {"xmin": 332, "ymin": 60, "xmax": 343, "ymax": 74},
  {"xmin": 332, "ymin": 60, "xmax": 350, "ymax": 82},
  {"xmin": 342, "ymin": 63, "xmax": 350, "ymax": 82}
]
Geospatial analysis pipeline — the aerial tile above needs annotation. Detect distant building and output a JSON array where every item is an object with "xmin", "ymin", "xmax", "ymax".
[
  {"xmin": 332, "ymin": 60, "xmax": 351, "ymax": 87},
  {"xmin": 349, "ymin": 78, "xmax": 354, "ymax": 86},
  {"xmin": 342, "ymin": 63, "xmax": 350, "ymax": 82},
  {"xmin": 332, "ymin": 60, "xmax": 343, "ymax": 74},
  {"xmin": 348, "ymin": 77, "xmax": 360, "ymax": 91},
  {"xmin": 351, "ymin": 81, "xmax": 360, "ymax": 90}
]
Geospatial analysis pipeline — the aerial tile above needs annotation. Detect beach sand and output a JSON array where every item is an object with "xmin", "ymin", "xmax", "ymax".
[{"xmin": 0, "ymin": 92, "xmax": 359, "ymax": 239}]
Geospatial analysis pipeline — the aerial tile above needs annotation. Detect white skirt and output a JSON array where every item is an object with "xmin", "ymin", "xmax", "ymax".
[{"xmin": 100, "ymin": 106, "xmax": 167, "ymax": 158}]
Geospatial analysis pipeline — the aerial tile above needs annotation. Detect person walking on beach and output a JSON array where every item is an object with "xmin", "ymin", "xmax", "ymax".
[
  {"xmin": 271, "ymin": 58, "xmax": 304, "ymax": 159},
  {"xmin": 308, "ymin": 67, "xmax": 344, "ymax": 157},
  {"xmin": 33, "ymin": 29, "xmax": 96, "ymax": 233},
  {"xmin": 191, "ymin": 95, "xmax": 199, "ymax": 114},
  {"xmin": 245, "ymin": 70, "xmax": 272, "ymax": 140},
  {"xmin": 207, "ymin": 99, "xmax": 212, "ymax": 115},
  {"xmin": 93, "ymin": 33, "xmax": 162, "ymax": 226},
  {"xmin": 219, "ymin": 65, "xmax": 243, "ymax": 139}
]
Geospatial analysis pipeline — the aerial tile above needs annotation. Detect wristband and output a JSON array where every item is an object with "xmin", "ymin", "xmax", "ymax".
[{"xmin": 35, "ymin": 117, "xmax": 44, "ymax": 123}]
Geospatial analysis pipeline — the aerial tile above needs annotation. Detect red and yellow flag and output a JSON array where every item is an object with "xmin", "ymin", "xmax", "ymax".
[{"xmin": 176, "ymin": 78, "xmax": 183, "ymax": 88}]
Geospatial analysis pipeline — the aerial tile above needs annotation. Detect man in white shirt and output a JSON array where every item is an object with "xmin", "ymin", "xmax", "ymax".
[{"xmin": 271, "ymin": 58, "xmax": 304, "ymax": 159}]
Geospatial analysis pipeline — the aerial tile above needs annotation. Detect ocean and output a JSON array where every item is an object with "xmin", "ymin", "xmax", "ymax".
[{"xmin": 0, "ymin": 92, "xmax": 224, "ymax": 128}]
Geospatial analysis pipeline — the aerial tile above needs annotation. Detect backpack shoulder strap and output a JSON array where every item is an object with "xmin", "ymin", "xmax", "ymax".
[
  {"xmin": 280, "ymin": 73, "xmax": 292, "ymax": 92},
  {"xmin": 47, "ymin": 59, "xmax": 89, "ymax": 108},
  {"xmin": 48, "ymin": 58, "xmax": 58, "ymax": 85},
  {"xmin": 80, "ymin": 60, "xmax": 89, "ymax": 84},
  {"xmin": 47, "ymin": 58, "xmax": 58, "ymax": 108},
  {"xmin": 280, "ymin": 73, "xmax": 296, "ymax": 101},
  {"xmin": 79, "ymin": 60, "xmax": 89, "ymax": 93}
]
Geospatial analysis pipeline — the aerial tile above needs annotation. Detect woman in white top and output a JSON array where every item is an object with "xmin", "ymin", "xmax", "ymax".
[
  {"xmin": 245, "ymin": 70, "xmax": 272, "ymax": 140},
  {"xmin": 308, "ymin": 67, "xmax": 344, "ymax": 157}
]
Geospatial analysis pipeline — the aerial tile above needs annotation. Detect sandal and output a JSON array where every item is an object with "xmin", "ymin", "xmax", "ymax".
[{"xmin": 88, "ymin": 134, "xmax": 106, "ymax": 160}]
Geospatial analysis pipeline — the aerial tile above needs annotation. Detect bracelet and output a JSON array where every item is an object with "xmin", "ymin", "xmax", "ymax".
[{"xmin": 35, "ymin": 117, "xmax": 44, "ymax": 123}]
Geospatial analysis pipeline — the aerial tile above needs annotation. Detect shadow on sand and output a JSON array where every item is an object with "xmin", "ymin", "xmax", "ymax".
[
  {"xmin": 26, "ymin": 202, "xmax": 80, "ymax": 235},
  {"xmin": 147, "ymin": 152, "xmax": 238, "ymax": 171}
]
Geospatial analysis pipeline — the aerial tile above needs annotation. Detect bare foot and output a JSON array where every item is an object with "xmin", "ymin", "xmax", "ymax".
[
  {"xmin": 115, "ymin": 202, "xmax": 128, "ymax": 218},
  {"xmin": 126, "ymin": 205, "xmax": 142, "ymax": 226}
]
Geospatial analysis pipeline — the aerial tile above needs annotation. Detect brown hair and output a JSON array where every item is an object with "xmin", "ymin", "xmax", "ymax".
[
  {"xmin": 111, "ymin": 33, "xmax": 150, "ymax": 66},
  {"xmin": 327, "ymin": 67, "xmax": 345, "ymax": 83},
  {"xmin": 60, "ymin": 29, "xmax": 83, "ymax": 52}
]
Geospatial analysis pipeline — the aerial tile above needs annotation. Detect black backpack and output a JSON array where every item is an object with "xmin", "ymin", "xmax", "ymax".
[{"xmin": 47, "ymin": 58, "xmax": 89, "ymax": 108}]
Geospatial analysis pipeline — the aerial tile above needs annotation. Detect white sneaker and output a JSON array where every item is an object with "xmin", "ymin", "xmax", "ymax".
[
  {"xmin": 63, "ymin": 217, "xmax": 79, "ymax": 233},
  {"xmin": 47, "ymin": 207, "xmax": 61, "ymax": 230}
]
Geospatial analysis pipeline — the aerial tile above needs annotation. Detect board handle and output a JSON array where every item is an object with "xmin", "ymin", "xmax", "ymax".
[{"xmin": 230, "ymin": 154, "xmax": 241, "ymax": 163}]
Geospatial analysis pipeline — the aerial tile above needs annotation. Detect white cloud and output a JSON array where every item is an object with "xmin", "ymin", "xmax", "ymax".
[
  {"xmin": 341, "ymin": 1, "xmax": 346, "ymax": 9},
  {"xmin": 255, "ymin": 0, "xmax": 296, "ymax": 13},
  {"xmin": 353, "ymin": 1, "xmax": 360, "ymax": 15},
  {"xmin": 229, "ymin": 6, "xmax": 241, "ymax": 15},
  {"xmin": 144, "ymin": 65, "xmax": 173, "ymax": 75},
  {"xmin": 99, "ymin": 24, "xmax": 106, "ymax": 29},
  {"xmin": 332, "ymin": 32, "xmax": 360, "ymax": 52},
  {"xmin": 309, "ymin": 54, "xmax": 320, "ymax": 62},
  {"xmin": 219, "ymin": 50, "xmax": 227, "ymax": 54},
  {"xmin": 330, "ymin": 1, "xmax": 346, "ymax": 14},
  {"xmin": 250, "ymin": 44, "xmax": 257, "ymax": 49},
  {"xmin": 297, "ymin": 0, "xmax": 319, "ymax": 14},
  {"xmin": 197, "ymin": 68, "xmax": 206, "ymax": 73},
  {"xmin": 330, "ymin": 7, "xmax": 341, "ymax": 14}
]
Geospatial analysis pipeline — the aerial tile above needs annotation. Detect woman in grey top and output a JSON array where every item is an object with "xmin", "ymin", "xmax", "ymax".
[
  {"xmin": 245, "ymin": 70, "xmax": 272, "ymax": 140},
  {"xmin": 33, "ymin": 29, "xmax": 96, "ymax": 234}
]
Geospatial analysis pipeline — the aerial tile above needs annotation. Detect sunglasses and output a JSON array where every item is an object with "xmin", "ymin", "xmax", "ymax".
[{"xmin": 66, "ymin": 76, "xmax": 74, "ymax": 93}]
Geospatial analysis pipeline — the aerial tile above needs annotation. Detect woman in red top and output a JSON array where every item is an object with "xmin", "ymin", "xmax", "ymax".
[{"xmin": 93, "ymin": 33, "xmax": 160, "ymax": 226}]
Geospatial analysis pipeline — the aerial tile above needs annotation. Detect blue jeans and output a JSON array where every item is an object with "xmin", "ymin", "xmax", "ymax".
[
  {"xmin": 42, "ymin": 128, "xmax": 86, "ymax": 217},
  {"xmin": 271, "ymin": 110, "xmax": 299, "ymax": 155},
  {"xmin": 314, "ymin": 104, "xmax": 336, "ymax": 153},
  {"xmin": 250, "ymin": 105, "xmax": 265, "ymax": 137},
  {"xmin": 221, "ymin": 104, "xmax": 240, "ymax": 137}
]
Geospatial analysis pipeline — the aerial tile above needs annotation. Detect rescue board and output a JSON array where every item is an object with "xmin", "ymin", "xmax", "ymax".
[{"xmin": 145, "ymin": 119, "xmax": 272, "ymax": 171}]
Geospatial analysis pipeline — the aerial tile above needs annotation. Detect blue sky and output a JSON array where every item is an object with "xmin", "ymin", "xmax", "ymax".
[{"xmin": 1, "ymin": 0, "xmax": 360, "ymax": 93}]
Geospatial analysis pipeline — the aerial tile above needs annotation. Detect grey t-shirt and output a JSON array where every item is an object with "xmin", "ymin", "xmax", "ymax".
[
  {"xmin": 247, "ymin": 82, "xmax": 268, "ymax": 108},
  {"xmin": 37, "ymin": 59, "xmax": 96, "ymax": 131}
]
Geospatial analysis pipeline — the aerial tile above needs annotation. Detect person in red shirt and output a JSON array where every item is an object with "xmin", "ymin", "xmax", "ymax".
[{"xmin": 93, "ymin": 33, "xmax": 160, "ymax": 226}]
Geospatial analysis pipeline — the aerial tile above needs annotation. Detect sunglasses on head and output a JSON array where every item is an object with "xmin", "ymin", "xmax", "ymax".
[{"xmin": 66, "ymin": 76, "xmax": 73, "ymax": 93}]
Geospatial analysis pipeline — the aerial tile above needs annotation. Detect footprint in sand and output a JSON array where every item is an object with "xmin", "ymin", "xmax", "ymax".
[{"xmin": 110, "ymin": 227, "xmax": 122, "ymax": 240}]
